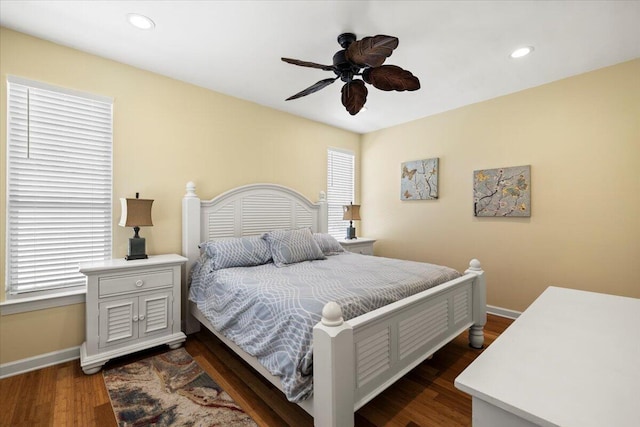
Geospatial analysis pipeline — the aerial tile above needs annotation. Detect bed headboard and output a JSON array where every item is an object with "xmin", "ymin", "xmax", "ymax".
[{"xmin": 182, "ymin": 181, "xmax": 328, "ymax": 274}]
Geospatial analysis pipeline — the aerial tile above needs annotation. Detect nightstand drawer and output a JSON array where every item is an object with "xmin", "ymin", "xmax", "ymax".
[
  {"xmin": 339, "ymin": 237, "xmax": 376, "ymax": 256},
  {"xmin": 348, "ymin": 244, "xmax": 374, "ymax": 255},
  {"xmin": 98, "ymin": 269, "xmax": 173, "ymax": 297}
]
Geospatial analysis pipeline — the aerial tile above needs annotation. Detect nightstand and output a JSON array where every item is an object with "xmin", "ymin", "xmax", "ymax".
[
  {"xmin": 79, "ymin": 254, "xmax": 187, "ymax": 374},
  {"xmin": 339, "ymin": 237, "xmax": 376, "ymax": 255}
]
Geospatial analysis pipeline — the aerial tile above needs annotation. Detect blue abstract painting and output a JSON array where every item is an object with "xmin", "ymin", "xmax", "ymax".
[{"xmin": 401, "ymin": 158, "xmax": 439, "ymax": 200}]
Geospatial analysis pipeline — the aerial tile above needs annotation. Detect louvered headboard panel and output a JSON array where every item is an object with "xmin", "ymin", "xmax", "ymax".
[{"xmin": 201, "ymin": 184, "xmax": 324, "ymax": 240}]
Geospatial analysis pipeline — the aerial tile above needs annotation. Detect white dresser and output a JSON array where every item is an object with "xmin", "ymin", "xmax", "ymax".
[
  {"xmin": 339, "ymin": 237, "xmax": 376, "ymax": 255},
  {"xmin": 455, "ymin": 286, "xmax": 639, "ymax": 427},
  {"xmin": 79, "ymin": 254, "xmax": 187, "ymax": 374}
]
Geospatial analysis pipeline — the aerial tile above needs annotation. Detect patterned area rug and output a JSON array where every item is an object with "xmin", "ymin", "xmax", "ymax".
[{"xmin": 103, "ymin": 348, "xmax": 257, "ymax": 427}]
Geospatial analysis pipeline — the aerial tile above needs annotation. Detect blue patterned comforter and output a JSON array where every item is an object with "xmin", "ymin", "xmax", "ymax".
[{"xmin": 189, "ymin": 252, "xmax": 461, "ymax": 402}]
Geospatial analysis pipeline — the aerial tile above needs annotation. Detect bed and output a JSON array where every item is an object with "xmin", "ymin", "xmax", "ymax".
[{"xmin": 181, "ymin": 182, "xmax": 486, "ymax": 427}]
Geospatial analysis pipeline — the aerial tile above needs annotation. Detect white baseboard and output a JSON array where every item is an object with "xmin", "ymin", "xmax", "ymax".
[
  {"xmin": 0, "ymin": 346, "xmax": 80, "ymax": 379},
  {"xmin": 486, "ymin": 304, "xmax": 521, "ymax": 320}
]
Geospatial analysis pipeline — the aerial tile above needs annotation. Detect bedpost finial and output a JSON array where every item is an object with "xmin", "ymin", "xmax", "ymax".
[
  {"xmin": 319, "ymin": 190, "xmax": 326, "ymax": 202},
  {"xmin": 468, "ymin": 258, "xmax": 482, "ymax": 271},
  {"xmin": 321, "ymin": 301, "xmax": 343, "ymax": 326},
  {"xmin": 185, "ymin": 181, "xmax": 197, "ymax": 198}
]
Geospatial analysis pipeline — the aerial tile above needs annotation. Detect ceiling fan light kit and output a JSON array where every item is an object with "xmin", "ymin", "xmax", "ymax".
[{"xmin": 282, "ymin": 33, "xmax": 420, "ymax": 115}]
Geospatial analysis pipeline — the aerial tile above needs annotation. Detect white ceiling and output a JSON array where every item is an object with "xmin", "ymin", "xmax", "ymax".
[{"xmin": 1, "ymin": 1, "xmax": 639, "ymax": 134}]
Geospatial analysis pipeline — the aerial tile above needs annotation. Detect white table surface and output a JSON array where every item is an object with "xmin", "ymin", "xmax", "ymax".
[{"xmin": 455, "ymin": 286, "xmax": 640, "ymax": 427}]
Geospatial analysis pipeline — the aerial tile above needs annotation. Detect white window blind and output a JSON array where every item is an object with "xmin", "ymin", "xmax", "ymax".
[
  {"xmin": 6, "ymin": 76, "xmax": 113, "ymax": 296},
  {"xmin": 327, "ymin": 148, "xmax": 355, "ymax": 239}
]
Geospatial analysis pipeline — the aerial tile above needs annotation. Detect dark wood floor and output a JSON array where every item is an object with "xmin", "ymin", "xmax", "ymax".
[{"xmin": 0, "ymin": 314, "xmax": 513, "ymax": 427}]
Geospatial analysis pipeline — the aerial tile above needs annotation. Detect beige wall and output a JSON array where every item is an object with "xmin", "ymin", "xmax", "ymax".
[
  {"xmin": 0, "ymin": 28, "xmax": 360, "ymax": 364},
  {"xmin": 361, "ymin": 59, "xmax": 640, "ymax": 312}
]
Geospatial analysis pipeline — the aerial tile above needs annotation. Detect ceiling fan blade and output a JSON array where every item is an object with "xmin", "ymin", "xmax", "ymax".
[
  {"xmin": 341, "ymin": 80, "xmax": 368, "ymax": 115},
  {"xmin": 285, "ymin": 77, "xmax": 338, "ymax": 101},
  {"xmin": 281, "ymin": 57, "xmax": 336, "ymax": 71},
  {"xmin": 363, "ymin": 65, "xmax": 420, "ymax": 91},
  {"xmin": 345, "ymin": 35, "xmax": 399, "ymax": 68}
]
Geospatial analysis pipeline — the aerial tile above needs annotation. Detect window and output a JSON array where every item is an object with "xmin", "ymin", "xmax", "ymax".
[
  {"xmin": 327, "ymin": 148, "xmax": 355, "ymax": 240},
  {"xmin": 6, "ymin": 76, "xmax": 113, "ymax": 298}
]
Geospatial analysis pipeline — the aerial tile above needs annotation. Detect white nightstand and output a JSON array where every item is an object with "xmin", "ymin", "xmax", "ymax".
[
  {"xmin": 79, "ymin": 254, "xmax": 187, "ymax": 374},
  {"xmin": 339, "ymin": 237, "xmax": 376, "ymax": 255}
]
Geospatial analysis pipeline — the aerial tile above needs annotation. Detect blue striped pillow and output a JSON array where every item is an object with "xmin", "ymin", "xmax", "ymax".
[
  {"xmin": 313, "ymin": 233, "xmax": 345, "ymax": 255},
  {"xmin": 199, "ymin": 236, "xmax": 272, "ymax": 270},
  {"xmin": 262, "ymin": 228, "xmax": 326, "ymax": 267}
]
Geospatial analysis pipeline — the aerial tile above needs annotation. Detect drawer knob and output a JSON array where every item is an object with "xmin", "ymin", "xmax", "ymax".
[{"xmin": 135, "ymin": 280, "xmax": 144, "ymax": 287}]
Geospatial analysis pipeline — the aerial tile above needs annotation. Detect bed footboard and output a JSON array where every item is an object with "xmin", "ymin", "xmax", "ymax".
[
  {"xmin": 182, "ymin": 183, "xmax": 486, "ymax": 426},
  {"xmin": 312, "ymin": 259, "xmax": 486, "ymax": 427}
]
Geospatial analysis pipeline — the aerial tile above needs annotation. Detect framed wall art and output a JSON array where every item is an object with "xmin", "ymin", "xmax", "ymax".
[
  {"xmin": 473, "ymin": 165, "xmax": 531, "ymax": 217},
  {"xmin": 401, "ymin": 158, "xmax": 439, "ymax": 200}
]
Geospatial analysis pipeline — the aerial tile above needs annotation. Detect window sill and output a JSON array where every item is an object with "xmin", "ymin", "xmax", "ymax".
[{"xmin": 0, "ymin": 289, "xmax": 86, "ymax": 316}]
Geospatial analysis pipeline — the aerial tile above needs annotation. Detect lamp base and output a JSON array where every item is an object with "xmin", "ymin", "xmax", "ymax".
[
  {"xmin": 345, "ymin": 226, "xmax": 357, "ymax": 240},
  {"xmin": 125, "ymin": 253, "xmax": 148, "ymax": 261},
  {"xmin": 125, "ymin": 237, "xmax": 148, "ymax": 261}
]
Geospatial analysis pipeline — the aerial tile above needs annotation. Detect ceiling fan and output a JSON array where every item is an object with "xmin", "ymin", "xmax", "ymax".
[{"xmin": 282, "ymin": 33, "xmax": 420, "ymax": 115}]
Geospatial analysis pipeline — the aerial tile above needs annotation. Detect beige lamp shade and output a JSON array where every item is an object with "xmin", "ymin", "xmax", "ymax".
[
  {"xmin": 119, "ymin": 197, "xmax": 154, "ymax": 227},
  {"xmin": 342, "ymin": 204, "xmax": 361, "ymax": 221}
]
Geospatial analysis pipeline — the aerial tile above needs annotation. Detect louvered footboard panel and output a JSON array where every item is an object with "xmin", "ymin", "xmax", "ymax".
[
  {"xmin": 399, "ymin": 299, "xmax": 449, "ymax": 359},
  {"xmin": 355, "ymin": 328, "xmax": 392, "ymax": 388},
  {"xmin": 351, "ymin": 279, "xmax": 474, "ymax": 409}
]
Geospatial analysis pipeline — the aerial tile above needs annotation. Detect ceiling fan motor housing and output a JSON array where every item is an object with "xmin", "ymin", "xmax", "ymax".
[
  {"xmin": 332, "ymin": 50, "xmax": 360, "ymax": 82},
  {"xmin": 337, "ymin": 32, "xmax": 357, "ymax": 48}
]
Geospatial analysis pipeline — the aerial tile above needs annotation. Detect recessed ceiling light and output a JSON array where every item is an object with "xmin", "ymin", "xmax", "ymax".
[
  {"xmin": 127, "ymin": 13, "xmax": 155, "ymax": 30},
  {"xmin": 510, "ymin": 46, "xmax": 534, "ymax": 59}
]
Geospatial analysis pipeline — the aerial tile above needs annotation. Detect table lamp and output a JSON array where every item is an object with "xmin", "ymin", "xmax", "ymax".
[
  {"xmin": 342, "ymin": 202, "xmax": 361, "ymax": 240},
  {"xmin": 119, "ymin": 193, "xmax": 153, "ymax": 260}
]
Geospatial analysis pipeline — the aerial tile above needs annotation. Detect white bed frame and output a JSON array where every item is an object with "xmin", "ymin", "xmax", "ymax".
[{"xmin": 181, "ymin": 182, "xmax": 486, "ymax": 427}]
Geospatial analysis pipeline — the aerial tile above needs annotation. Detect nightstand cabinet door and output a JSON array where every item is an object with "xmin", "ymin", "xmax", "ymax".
[
  {"xmin": 99, "ymin": 297, "xmax": 138, "ymax": 348},
  {"xmin": 139, "ymin": 291, "xmax": 172, "ymax": 338}
]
